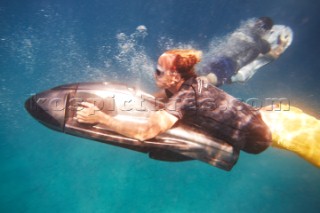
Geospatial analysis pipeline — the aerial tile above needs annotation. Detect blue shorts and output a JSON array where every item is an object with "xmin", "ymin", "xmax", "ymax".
[{"xmin": 202, "ymin": 57, "xmax": 237, "ymax": 86}]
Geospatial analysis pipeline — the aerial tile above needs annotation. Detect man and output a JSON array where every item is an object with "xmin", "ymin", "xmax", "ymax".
[
  {"xmin": 76, "ymin": 49, "xmax": 272, "ymax": 154},
  {"xmin": 76, "ymin": 49, "xmax": 320, "ymax": 168},
  {"xmin": 200, "ymin": 17, "xmax": 290, "ymax": 86}
]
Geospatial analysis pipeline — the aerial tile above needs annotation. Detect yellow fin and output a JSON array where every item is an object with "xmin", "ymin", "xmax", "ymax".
[{"xmin": 260, "ymin": 105, "xmax": 320, "ymax": 168}]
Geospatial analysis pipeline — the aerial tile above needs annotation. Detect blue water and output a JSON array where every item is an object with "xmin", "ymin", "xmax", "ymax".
[{"xmin": 1, "ymin": 0, "xmax": 320, "ymax": 212}]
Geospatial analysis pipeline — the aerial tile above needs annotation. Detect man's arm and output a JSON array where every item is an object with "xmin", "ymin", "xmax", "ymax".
[
  {"xmin": 267, "ymin": 34, "xmax": 290, "ymax": 59},
  {"xmin": 76, "ymin": 102, "xmax": 178, "ymax": 141}
]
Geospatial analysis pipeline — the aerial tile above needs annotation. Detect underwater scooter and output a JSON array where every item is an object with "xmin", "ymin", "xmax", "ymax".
[
  {"xmin": 25, "ymin": 82, "xmax": 239, "ymax": 171},
  {"xmin": 24, "ymin": 25, "xmax": 295, "ymax": 171}
]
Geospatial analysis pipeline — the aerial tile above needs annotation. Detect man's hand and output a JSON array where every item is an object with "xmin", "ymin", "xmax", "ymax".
[
  {"xmin": 278, "ymin": 34, "xmax": 290, "ymax": 47},
  {"xmin": 76, "ymin": 102, "xmax": 105, "ymax": 124}
]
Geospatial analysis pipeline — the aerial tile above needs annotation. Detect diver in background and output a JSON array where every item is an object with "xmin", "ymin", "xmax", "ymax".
[
  {"xmin": 200, "ymin": 17, "xmax": 290, "ymax": 86},
  {"xmin": 231, "ymin": 24, "xmax": 293, "ymax": 83},
  {"xmin": 76, "ymin": 49, "xmax": 320, "ymax": 168}
]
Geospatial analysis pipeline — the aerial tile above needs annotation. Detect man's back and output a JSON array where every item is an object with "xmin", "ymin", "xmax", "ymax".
[{"xmin": 165, "ymin": 77, "xmax": 272, "ymax": 153}]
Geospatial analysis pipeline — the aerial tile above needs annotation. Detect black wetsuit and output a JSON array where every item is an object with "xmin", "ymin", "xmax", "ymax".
[{"xmin": 165, "ymin": 77, "xmax": 272, "ymax": 154}]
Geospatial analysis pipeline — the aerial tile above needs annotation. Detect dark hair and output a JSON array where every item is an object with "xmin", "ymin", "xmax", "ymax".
[{"xmin": 256, "ymin": 17, "xmax": 273, "ymax": 31}]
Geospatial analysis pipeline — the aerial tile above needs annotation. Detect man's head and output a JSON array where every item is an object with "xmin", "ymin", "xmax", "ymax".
[
  {"xmin": 255, "ymin": 17, "xmax": 273, "ymax": 32},
  {"xmin": 155, "ymin": 49, "xmax": 202, "ymax": 89}
]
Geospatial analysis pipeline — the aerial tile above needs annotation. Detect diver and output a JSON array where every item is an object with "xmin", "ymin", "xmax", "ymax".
[
  {"xmin": 76, "ymin": 49, "xmax": 320, "ymax": 168},
  {"xmin": 200, "ymin": 17, "xmax": 290, "ymax": 86}
]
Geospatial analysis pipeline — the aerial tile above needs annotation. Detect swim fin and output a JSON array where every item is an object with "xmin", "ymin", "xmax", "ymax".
[{"xmin": 260, "ymin": 105, "xmax": 320, "ymax": 168}]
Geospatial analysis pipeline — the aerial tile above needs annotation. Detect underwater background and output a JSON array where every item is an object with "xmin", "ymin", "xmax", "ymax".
[{"xmin": 1, "ymin": 0, "xmax": 320, "ymax": 212}]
